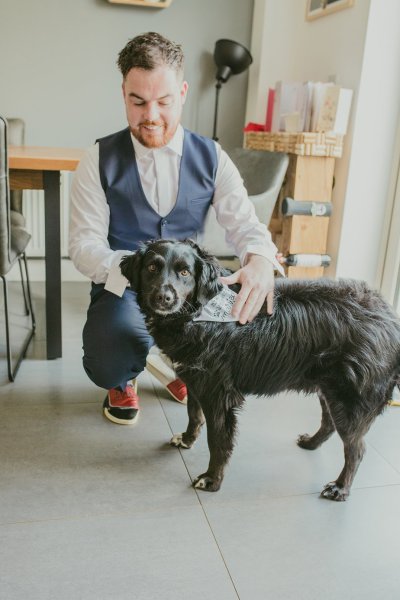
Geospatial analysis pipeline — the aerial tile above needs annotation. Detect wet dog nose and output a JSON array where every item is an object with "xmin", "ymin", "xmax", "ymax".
[{"xmin": 157, "ymin": 289, "xmax": 174, "ymax": 306}]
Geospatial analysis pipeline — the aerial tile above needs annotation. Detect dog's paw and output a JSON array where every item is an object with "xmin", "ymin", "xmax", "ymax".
[
  {"xmin": 297, "ymin": 433, "xmax": 319, "ymax": 450},
  {"xmin": 170, "ymin": 433, "xmax": 192, "ymax": 449},
  {"xmin": 193, "ymin": 474, "xmax": 221, "ymax": 492},
  {"xmin": 320, "ymin": 482, "xmax": 349, "ymax": 502}
]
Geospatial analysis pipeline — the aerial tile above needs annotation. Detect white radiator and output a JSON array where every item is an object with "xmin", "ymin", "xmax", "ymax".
[{"xmin": 22, "ymin": 171, "xmax": 72, "ymax": 258}]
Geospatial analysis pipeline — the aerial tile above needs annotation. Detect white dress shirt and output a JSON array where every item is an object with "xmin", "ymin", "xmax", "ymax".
[{"xmin": 69, "ymin": 125, "xmax": 283, "ymax": 292}]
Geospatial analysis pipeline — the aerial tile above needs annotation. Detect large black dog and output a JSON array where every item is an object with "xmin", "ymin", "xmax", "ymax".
[{"xmin": 120, "ymin": 239, "xmax": 400, "ymax": 501}]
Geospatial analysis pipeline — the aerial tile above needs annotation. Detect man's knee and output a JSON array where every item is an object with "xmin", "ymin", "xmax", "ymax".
[{"xmin": 82, "ymin": 339, "xmax": 150, "ymax": 389}]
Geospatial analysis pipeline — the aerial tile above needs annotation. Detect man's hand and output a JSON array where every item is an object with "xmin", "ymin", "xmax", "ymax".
[{"xmin": 219, "ymin": 255, "xmax": 275, "ymax": 324}]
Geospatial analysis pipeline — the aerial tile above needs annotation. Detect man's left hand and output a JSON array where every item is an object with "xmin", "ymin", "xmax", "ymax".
[{"xmin": 219, "ymin": 255, "xmax": 274, "ymax": 324}]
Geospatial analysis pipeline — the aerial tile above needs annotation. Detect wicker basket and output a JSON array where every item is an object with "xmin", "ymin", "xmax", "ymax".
[{"xmin": 244, "ymin": 131, "xmax": 344, "ymax": 158}]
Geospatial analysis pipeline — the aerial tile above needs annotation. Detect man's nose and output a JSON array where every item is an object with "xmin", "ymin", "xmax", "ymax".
[{"xmin": 143, "ymin": 102, "xmax": 160, "ymax": 122}]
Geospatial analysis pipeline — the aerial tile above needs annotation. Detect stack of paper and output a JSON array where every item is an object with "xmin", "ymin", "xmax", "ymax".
[{"xmin": 267, "ymin": 80, "xmax": 353, "ymax": 135}]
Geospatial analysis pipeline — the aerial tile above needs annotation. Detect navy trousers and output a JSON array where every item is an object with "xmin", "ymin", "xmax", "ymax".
[{"xmin": 82, "ymin": 284, "xmax": 153, "ymax": 390}]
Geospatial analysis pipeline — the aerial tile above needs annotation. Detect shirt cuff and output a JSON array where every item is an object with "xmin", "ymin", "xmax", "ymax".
[
  {"xmin": 104, "ymin": 251, "xmax": 133, "ymax": 296},
  {"xmin": 241, "ymin": 245, "xmax": 285, "ymax": 277}
]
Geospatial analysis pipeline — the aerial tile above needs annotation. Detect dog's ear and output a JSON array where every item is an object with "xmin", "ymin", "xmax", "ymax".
[
  {"xmin": 184, "ymin": 239, "xmax": 223, "ymax": 305},
  {"xmin": 120, "ymin": 246, "xmax": 147, "ymax": 291}
]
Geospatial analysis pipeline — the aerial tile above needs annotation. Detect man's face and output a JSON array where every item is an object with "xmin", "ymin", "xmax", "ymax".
[{"xmin": 122, "ymin": 66, "xmax": 188, "ymax": 148}]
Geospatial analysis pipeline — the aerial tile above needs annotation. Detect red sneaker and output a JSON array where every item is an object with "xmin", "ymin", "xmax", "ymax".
[
  {"xmin": 166, "ymin": 378, "xmax": 188, "ymax": 404},
  {"xmin": 146, "ymin": 353, "xmax": 188, "ymax": 404},
  {"xmin": 103, "ymin": 381, "xmax": 140, "ymax": 425}
]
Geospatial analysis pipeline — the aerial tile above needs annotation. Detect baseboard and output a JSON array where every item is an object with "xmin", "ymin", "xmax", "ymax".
[{"xmin": 7, "ymin": 258, "xmax": 89, "ymax": 282}]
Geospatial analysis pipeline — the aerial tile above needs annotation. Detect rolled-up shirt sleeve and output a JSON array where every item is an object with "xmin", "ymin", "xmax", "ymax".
[
  {"xmin": 68, "ymin": 144, "xmax": 133, "ymax": 284},
  {"xmin": 212, "ymin": 143, "xmax": 284, "ymax": 274}
]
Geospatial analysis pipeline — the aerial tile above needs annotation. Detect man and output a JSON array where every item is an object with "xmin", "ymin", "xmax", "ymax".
[{"xmin": 69, "ymin": 32, "xmax": 282, "ymax": 426}]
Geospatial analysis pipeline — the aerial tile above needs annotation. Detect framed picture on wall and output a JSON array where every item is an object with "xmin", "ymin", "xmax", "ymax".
[
  {"xmin": 107, "ymin": 0, "xmax": 173, "ymax": 7},
  {"xmin": 306, "ymin": 0, "xmax": 354, "ymax": 21}
]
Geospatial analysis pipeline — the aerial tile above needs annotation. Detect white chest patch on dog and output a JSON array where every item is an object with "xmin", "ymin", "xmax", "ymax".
[{"xmin": 193, "ymin": 286, "xmax": 238, "ymax": 322}]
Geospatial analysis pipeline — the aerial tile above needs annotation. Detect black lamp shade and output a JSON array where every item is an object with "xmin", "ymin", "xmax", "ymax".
[{"xmin": 213, "ymin": 39, "xmax": 253, "ymax": 83}]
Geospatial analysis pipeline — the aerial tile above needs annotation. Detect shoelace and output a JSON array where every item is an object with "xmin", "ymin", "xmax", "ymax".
[
  {"xmin": 168, "ymin": 379, "xmax": 187, "ymax": 399},
  {"xmin": 109, "ymin": 386, "xmax": 139, "ymax": 409}
]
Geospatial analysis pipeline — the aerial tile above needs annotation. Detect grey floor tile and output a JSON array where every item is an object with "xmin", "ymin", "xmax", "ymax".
[
  {"xmin": 0, "ymin": 506, "xmax": 238, "ymax": 600},
  {"xmin": 364, "ymin": 404, "xmax": 400, "ymax": 472},
  {"xmin": 0, "ymin": 281, "xmax": 88, "ymax": 382},
  {"xmin": 203, "ymin": 485, "xmax": 400, "ymax": 600},
  {"xmin": 0, "ymin": 372, "xmax": 198, "ymax": 523},
  {"xmin": 1, "ymin": 341, "xmax": 102, "ymax": 405}
]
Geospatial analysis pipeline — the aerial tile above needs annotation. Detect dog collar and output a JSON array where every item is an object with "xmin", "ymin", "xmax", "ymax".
[{"xmin": 193, "ymin": 286, "xmax": 238, "ymax": 322}]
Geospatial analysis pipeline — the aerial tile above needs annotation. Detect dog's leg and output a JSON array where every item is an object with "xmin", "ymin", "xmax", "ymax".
[
  {"xmin": 193, "ymin": 403, "xmax": 239, "ymax": 492},
  {"xmin": 297, "ymin": 391, "xmax": 335, "ymax": 450},
  {"xmin": 320, "ymin": 396, "xmax": 377, "ymax": 501},
  {"xmin": 321, "ymin": 434, "xmax": 366, "ymax": 502},
  {"xmin": 170, "ymin": 390, "xmax": 205, "ymax": 449}
]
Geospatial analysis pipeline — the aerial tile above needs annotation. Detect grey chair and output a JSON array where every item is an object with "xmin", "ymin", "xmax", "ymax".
[
  {"xmin": 0, "ymin": 115, "xmax": 35, "ymax": 381},
  {"xmin": 7, "ymin": 118, "xmax": 25, "ymax": 222},
  {"xmin": 199, "ymin": 148, "xmax": 289, "ymax": 259}
]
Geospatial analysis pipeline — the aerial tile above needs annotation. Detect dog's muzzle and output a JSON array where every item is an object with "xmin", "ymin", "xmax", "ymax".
[{"xmin": 150, "ymin": 285, "xmax": 181, "ymax": 315}]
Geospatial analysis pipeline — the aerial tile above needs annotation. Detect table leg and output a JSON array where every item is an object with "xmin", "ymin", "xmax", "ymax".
[{"xmin": 43, "ymin": 170, "xmax": 62, "ymax": 359}]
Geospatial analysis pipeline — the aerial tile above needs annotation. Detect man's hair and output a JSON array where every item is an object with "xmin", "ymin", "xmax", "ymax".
[{"xmin": 117, "ymin": 32, "xmax": 184, "ymax": 79}]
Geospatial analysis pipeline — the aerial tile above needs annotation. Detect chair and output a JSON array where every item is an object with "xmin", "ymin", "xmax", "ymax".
[
  {"xmin": 199, "ymin": 148, "xmax": 289, "ymax": 261},
  {"xmin": 7, "ymin": 118, "xmax": 25, "ymax": 221},
  {"xmin": 7, "ymin": 118, "xmax": 29, "ymax": 296},
  {"xmin": 0, "ymin": 115, "xmax": 35, "ymax": 381}
]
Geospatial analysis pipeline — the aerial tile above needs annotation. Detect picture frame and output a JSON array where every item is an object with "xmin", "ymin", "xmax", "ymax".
[
  {"xmin": 306, "ymin": 0, "xmax": 354, "ymax": 21},
  {"xmin": 107, "ymin": 0, "xmax": 173, "ymax": 8}
]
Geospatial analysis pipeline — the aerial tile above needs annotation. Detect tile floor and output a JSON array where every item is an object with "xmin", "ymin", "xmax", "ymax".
[{"xmin": 1, "ymin": 281, "xmax": 400, "ymax": 600}]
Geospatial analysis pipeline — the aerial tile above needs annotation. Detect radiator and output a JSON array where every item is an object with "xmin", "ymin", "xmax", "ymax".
[{"xmin": 22, "ymin": 171, "xmax": 72, "ymax": 258}]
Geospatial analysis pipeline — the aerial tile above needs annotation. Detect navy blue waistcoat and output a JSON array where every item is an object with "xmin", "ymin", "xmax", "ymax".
[{"xmin": 97, "ymin": 127, "xmax": 217, "ymax": 251}]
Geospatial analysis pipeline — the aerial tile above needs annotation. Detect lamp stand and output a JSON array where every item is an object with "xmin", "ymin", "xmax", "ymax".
[{"xmin": 212, "ymin": 80, "xmax": 223, "ymax": 142}]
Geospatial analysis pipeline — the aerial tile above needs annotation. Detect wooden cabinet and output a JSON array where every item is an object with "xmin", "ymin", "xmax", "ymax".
[{"xmin": 244, "ymin": 131, "xmax": 343, "ymax": 279}]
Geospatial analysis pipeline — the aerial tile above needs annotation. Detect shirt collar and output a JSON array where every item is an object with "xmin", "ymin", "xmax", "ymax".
[{"xmin": 130, "ymin": 124, "xmax": 184, "ymax": 159}]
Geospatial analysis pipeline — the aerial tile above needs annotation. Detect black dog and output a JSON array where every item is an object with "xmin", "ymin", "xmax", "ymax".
[{"xmin": 120, "ymin": 239, "xmax": 400, "ymax": 501}]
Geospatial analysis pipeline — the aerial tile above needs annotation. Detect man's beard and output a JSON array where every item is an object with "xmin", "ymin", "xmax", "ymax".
[{"xmin": 131, "ymin": 120, "xmax": 177, "ymax": 149}]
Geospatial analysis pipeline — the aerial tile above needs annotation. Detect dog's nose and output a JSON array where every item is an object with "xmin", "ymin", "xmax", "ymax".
[{"xmin": 157, "ymin": 289, "xmax": 174, "ymax": 306}]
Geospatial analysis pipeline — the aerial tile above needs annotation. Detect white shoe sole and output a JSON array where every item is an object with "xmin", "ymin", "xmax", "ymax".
[{"xmin": 103, "ymin": 407, "xmax": 140, "ymax": 425}]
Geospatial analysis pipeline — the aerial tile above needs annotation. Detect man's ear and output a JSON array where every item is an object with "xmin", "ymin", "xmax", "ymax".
[
  {"xmin": 120, "ymin": 246, "xmax": 146, "ymax": 291},
  {"xmin": 184, "ymin": 239, "xmax": 222, "ymax": 305}
]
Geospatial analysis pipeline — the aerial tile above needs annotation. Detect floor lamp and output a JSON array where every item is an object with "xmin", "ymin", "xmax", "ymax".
[{"xmin": 212, "ymin": 39, "xmax": 253, "ymax": 142}]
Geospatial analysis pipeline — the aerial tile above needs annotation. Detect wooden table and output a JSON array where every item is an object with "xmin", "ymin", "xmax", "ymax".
[{"xmin": 9, "ymin": 146, "xmax": 85, "ymax": 359}]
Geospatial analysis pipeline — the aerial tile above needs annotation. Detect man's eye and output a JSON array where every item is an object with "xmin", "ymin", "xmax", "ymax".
[
  {"xmin": 148, "ymin": 264, "xmax": 157, "ymax": 272},
  {"xmin": 180, "ymin": 269, "xmax": 190, "ymax": 277}
]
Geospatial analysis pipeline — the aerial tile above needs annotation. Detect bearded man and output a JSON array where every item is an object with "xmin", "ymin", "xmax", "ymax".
[{"xmin": 69, "ymin": 32, "xmax": 281, "ymax": 425}]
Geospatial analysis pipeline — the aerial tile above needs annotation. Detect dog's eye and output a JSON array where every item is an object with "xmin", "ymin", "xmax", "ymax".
[
  {"xmin": 180, "ymin": 269, "xmax": 190, "ymax": 277},
  {"xmin": 148, "ymin": 264, "xmax": 157, "ymax": 272}
]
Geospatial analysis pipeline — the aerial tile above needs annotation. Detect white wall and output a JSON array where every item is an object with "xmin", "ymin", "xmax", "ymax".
[
  {"xmin": 0, "ymin": 0, "xmax": 254, "ymax": 151},
  {"xmin": 335, "ymin": 0, "xmax": 400, "ymax": 284},
  {"xmin": 246, "ymin": 0, "xmax": 400, "ymax": 286},
  {"xmin": 1, "ymin": 0, "xmax": 255, "ymax": 281}
]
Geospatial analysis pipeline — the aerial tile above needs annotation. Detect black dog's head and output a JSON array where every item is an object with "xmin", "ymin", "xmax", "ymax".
[{"xmin": 120, "ymin": 239, "xmax": 223, "ymax": 317}]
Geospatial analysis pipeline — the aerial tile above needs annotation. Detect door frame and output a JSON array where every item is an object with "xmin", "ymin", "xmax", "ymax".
[{"xmin": 378, "ymin": 116, "xmax": 400, "ymax": 307}]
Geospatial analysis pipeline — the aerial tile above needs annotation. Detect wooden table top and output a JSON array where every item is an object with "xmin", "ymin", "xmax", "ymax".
[{"xmin": 9, "ymin": 145, "xmax": 85, "ymax": 171}]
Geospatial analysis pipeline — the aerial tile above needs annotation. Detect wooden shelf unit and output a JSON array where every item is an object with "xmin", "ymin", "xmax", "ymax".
[{"xmin": 244, "ymin": 131, "xmax": 341, "ymax": 279}]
